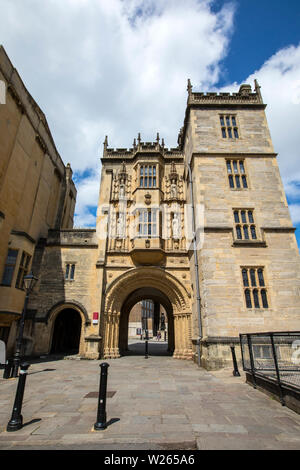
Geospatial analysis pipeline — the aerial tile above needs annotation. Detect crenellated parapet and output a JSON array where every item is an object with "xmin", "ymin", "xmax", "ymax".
[
  {"xmin": 186, "ymin": 79, "xmax": 264, "ymax": 107},
  {"xmin": 102, "ymin": 133, "xmax": 183, "ymax": 161}
]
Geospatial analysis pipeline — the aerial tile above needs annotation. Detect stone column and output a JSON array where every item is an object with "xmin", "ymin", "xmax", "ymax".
[{"xmin": 103, "ymin": 311, "xmax": 120, "ymax": 358}]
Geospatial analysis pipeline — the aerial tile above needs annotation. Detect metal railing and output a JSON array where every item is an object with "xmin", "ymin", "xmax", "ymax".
[{"xmin": 240, "ymin": 332, "xmax": 300, "ymax": 405}]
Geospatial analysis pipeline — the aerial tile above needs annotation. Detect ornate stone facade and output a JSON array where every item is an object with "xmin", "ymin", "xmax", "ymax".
[{"xmin": 22, "ymin": 79, "xmax": 300, "ymax": 368}]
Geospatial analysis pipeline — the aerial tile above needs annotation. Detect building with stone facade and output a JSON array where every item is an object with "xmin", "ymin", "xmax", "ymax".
[
  {"xmin": 128, "ymin": 300, "xmax": 167, "ymax": 338},
  {"xmin": 1, "ymin": 48, "xmax": 300, "ymax": 369},
  {"xmin": 0, "ymin": 46, "xmax": 76, "ymax": 356}
]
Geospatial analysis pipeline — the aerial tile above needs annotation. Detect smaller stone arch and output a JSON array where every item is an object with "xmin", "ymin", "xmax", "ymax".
[
  {"xmin": 45, "ymin": 300, "xmax": 90, "ymax": 325},
  {"xmin": 47, "ymin": 300, "xmax": 88, "ymax": 356}
]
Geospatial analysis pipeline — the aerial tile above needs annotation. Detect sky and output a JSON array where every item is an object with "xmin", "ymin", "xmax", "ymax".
[{"xmin": 0, "ymin": 0, "xmax": 300, "ymax": 248}]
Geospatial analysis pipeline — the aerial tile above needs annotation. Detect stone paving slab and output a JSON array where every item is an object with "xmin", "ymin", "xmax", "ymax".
[{"xmin": 0, "ymin": 352, "xmax": 300, "ymax": 450}]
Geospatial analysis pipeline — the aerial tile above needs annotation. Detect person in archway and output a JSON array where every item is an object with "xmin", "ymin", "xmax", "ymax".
[{"xmin": 157, "ymin": 331, "xmax": 161, "ymax": 341}]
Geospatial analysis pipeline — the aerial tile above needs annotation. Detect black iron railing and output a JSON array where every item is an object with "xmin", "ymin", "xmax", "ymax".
[{"xmin": 240, "ymin": 332, "xmax": 300, "ymax": 405}]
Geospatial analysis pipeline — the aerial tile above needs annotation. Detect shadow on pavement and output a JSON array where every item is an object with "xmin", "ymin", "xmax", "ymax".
[{"xmin": 124, "ymin": 340, "xmax": 172, "ymax": 357}]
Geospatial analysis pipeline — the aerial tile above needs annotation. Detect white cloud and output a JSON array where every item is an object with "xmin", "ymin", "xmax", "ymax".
[
  {"xmin": 73, "ymin": 168, "xmax": 101, "ymax": 227},
  {"xmin": 289, "ymin": 204, "xmax": 300, "ymax": 225},
  {"xmin": 239, "ymin": 44, "xmax": 300, "ymax": 185}
]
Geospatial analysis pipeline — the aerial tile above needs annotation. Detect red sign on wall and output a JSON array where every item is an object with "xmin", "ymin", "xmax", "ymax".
[{"xmin": 92, "ymin": 312, "xmax": 99, "ymax": 324}]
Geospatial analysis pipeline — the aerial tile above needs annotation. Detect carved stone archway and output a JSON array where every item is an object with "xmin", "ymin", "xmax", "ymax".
[
  {"xmin": 101, "ymin": 267, "xmax": 193, "ymax": 360},
  {"xmin": 47, "ymin": 302, "xmax": 87, "ymax": 356}
]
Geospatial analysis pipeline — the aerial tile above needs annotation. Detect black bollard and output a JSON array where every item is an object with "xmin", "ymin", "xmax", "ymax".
[
  {"xmin": 7, "ymin": 362, "xmax": 30, "ymax": 432},
  {"xmin": 145, "ymin": 329, "xmax": 149, "ymax": 359},
  {"xmin": 230, "ymin": 346, "xmax": 241, "ymax": 377},
  {"xmin": 94, "ymin": 362, "xmax": 110, "ymax": 430},
  {"xmin": 3, "ymin": 358, "xmax": 13, "ymax": 379}
]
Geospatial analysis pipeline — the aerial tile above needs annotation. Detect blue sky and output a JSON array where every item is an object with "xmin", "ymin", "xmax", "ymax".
[{"xmin": 0, "ymin": 0, "xmax": 299, "ymax": 247}]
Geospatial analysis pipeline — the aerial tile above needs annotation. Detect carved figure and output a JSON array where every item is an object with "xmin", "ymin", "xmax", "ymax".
[{"xmin": 172, "ymin": 213, "xmax": 180, "ymax": 239}]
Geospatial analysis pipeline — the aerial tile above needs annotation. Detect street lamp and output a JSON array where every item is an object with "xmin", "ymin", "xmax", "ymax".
[
  {"xmin": 11, "ymin": 272, "xmax": 38, "ymax": 377},
  {"xmin": 142, "ymin": 311, "xmax": 149, "ymax": 359}
]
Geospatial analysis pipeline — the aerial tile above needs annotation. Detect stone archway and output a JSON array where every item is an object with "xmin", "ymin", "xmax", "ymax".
[
  {"xmin": 119, "ymin": 287, "xmax": 175, "ymax": 356},
  {"xmin": 48, "ymin": 302, "xmax": 86, "ymax": 356},
  {"xmin": 101, "ymin": 267, "xmax": 193, "ymax": 360}
]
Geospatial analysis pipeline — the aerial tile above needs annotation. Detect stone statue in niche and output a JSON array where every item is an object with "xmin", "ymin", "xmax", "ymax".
[
  {"xmin": 170, "ymin": 181, "xmax": 177, "ymax": 199},
  {"xmin": 119, "ymin": 184, "xmax": 125, "ymax": 199},
  {"xmin": 117, "ymin": 214, "xmax": 125, "ymax": 238},
  {"xmin": 172, "ymin": 213, "xmax": 180, "ymax": 239}
]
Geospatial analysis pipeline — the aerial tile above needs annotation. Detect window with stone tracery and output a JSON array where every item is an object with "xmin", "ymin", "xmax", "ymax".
[
  {"xmin": 220, "ymin": 115, "xmax": 239, "ymax": 139},
  {"xmin": 138, "ymin": 209, "xmax": 157, "ymax": 238},
  {"xmin": 242, "ymin": 267, "xmax": 269, "ymax": 309},
  {"xmin": 233, "ymin": 209, "xmax": 257, "ymax": 241},
  {"xmin": 139, "ymin": 165, "xmax": 157, "ymax": 188},
  {"xmin": 226, "ymin": 159, "xmax": 248, "ymax": 189}
]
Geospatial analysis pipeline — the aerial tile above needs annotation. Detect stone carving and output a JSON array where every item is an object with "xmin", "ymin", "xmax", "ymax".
[
  {"xmin": 170, "ymin": 182, "xmax": 177, "ymax": 199},
  {"xmin": 117, "ymin": 214, "xmax": 125, "ymax": 238},
  {"xmin": 172, "ymin": 213, "xmax": 180, "ymax": 239},
  {"xmin": 119, "ymin": 184, "xmax": 125, "ymax": 199}
]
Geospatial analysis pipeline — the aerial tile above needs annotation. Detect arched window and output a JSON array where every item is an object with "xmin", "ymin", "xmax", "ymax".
[
  {"xmin": 250, "ymin": 225, "xmax": 257, "ymax": 239},
  {"xmin": 258, "ymin": 268, "xmax": 265, "ymax": 286},
  {"xmin": 261, "ymin": 289, "xmax": 269, "ymax": 308},
  {"xmin": 253, "ymin": 289, "xmax": 260, "ymax": 308},
  {"xmin": 242, "ymin": 269, "xmax": 249, "ymax": 287},
  {"xmin": 236, "ymin": 225, "xmax": 242, "ymax": 239},
  {"xmin": 250, "ymin": 269, "xmax": 256, "ymax": 286},
  {"xmin": 243, "ymin": 225, "xmax": 249, "ymax": 240},
  {"xmin": 245, "ymin": 289, "xmax": 252, "ymax": 308}
]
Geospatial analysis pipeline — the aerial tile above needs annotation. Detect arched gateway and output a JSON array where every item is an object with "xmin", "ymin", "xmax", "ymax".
[{"xmin": 101, "ymin": 267, "xmax": 193, "ymax": 360}]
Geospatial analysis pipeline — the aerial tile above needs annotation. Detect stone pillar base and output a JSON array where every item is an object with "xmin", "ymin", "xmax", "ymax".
[
  {"xmin": 173, "ymin": 349, "xmax": 193, "ymax": 360},
  {"xmin": 103, "ymin": 348, "xmax": 121, "ymax": 359}
]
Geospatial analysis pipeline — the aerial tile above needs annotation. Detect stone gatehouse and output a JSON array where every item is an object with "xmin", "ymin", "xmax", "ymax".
[{"xmin": 26, "ymin": 80, "xmax": 300, "ymax": 369}]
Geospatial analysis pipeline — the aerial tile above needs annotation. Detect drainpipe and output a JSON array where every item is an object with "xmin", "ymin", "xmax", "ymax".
[{"xmin": 186, "ymin": 162, "xmax": 202, "ymax": 366}]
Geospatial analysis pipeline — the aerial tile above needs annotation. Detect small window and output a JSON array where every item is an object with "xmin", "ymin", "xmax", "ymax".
[
  {"xmin": 245, "ymin": 289, "xmax": 252, "ymax": 308},
  {"xmin": 242, "ymin": 267, "xmax": 269, "ymax": 309},
  {"xmin": 243, "ymin": 225, "xmax": 249, "ymax": 240},
  {"xmin": 1, "ymin": 249, "xmax": 18, "ymax": 286},
  {"xmin": 65, "ymin": 264, "xmax": 75, "ymax": 280},
  {"xmin": 220, "ymin": 115, "xmax": 239, "ymax": 139},
  {"xmin": 233, "ymin": 209, "xmax": 258, "ymax": 241},
  {"xmin": 261, "ymin": 289, "xmax": 269, "ymax": 308},
  {"xmin": 242, "ymin": 269, "xmax": 249, "ymax": 287},
  {"xmin": 15, "ymin": 252, "xmax": 31, "ymax": 289},
  {"xmin": 253, "ymin": 289, "xmax": 260, "ymax": 308},
  {"xmin": 226, "ymin": 160, "xmax": 248, "ymax": 189}
]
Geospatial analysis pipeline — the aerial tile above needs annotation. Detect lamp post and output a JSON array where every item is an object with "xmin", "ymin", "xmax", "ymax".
[
  {"xmin": 143, "ymin": 311, "xmax": 149, "ymax": 359},
  {"xmin": 11, "ymin": 272, "xmax": 38, "ymax": 378}
]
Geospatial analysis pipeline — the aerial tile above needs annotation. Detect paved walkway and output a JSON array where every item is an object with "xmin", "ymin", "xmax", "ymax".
[{"xmin": 1, "ymin": 340, "xmax": 300, "ymax": 450}]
